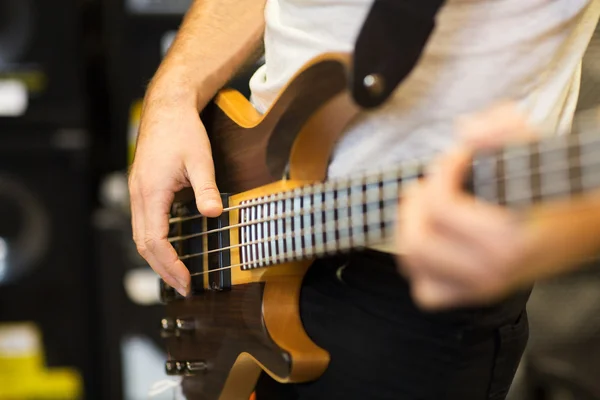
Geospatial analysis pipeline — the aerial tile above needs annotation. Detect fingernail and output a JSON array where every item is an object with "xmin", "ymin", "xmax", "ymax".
[
  {"xmin": 176, "ymin": 277, "xmax": 189, "ymax": 296},
  {"xmin": 176, "ymin": 286, "xmax": 189, "ymax": 297}
]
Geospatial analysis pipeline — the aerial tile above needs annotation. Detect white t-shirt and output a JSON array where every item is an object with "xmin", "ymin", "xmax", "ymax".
[{"xmin": 249, "ymin": 0, "xmax": 600, "ymax": 178}]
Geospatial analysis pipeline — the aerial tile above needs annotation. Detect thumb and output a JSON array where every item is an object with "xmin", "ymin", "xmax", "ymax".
[{"xmin": 186, "ymin": 155, "xmax": 223, "ymax": 217}]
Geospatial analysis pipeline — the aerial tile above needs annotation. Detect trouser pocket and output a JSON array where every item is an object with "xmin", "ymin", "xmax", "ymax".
[{"xmin": 488, "ymin": 311, "xmax": 530, "ymax": 400}]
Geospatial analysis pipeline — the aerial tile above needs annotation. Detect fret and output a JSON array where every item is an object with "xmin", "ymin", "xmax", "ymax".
[
  {"xmin": 284, "ymin": 195, "xmax": 293, "ymax": 261},
  {"xmin": 240, "ymin": 204, "xmax": 248, "ymax": 269},
  {"xmin": 302, "ymin": 186, "xmax": 314, "ymax": 257},
  {"xmin": 382, "ymin": 169, "xmax": 399, "ymax": 234},
  {"xmin": 276, "ymin": 194, "xmax": 284, "ymax": 262},
  {"xmin": 378, "ymin": 178, "xmax": 386, "ymax": 235},
  {"xmin": 579, "ymin": 133, "xmax": 600, "ymax": 191},
  {"xmin": 324, "ymin": 181, "xmax": 337, "ymax": 254},
  {"xmin": 382, "ymin": 168, "xmax": 399, "ymax": 199},
  {"xmin": 361, "ymin": 178, "xmax": 369, "ymax": 244},
  {"xmin": 268, "ymin": 195, "xmax": 276, "ymax": 264},
  {"xmin": 313, "ymin": 185, "xmax": 326, "ymax": 255},
  {"xmin": 365, "ymin": 180, "xmax": 382, "ymax": 245},
  {"xmin": 264, "ymin": 199, "xmax": 271, "ymax": 265},
  {"xmin": 496, "ymin": 150, "xmax": 506, "ymax": 205},
  {"xmin": 257, "ymin": 198, "xmax": 265, "ymax": 267},
  {"xmin": 251, "ymin": 202, "xmax": 258, "ymax": 268},
  {"xmin": 502, "ymin": 146, "xmax": 531, "ymax": 207},
  {"xmin": 350, "ymin": 177, "xmax": 365, "ymax": 248},
  {"xmin": 568, "ymin": 133, "xmax": 583, "ymax": 195},
  {"xmin": 261, "ymin": 199, "xmax": 268, "ymax": 266},
  {"xmin": 472, "ymin": 154, "xmax": 497, "ymax": 203},
  {"xmin": 538, "ymin": 135, "xmax": 571, "ymax": 201},
  {"xmin": 336, "ymin": 179, "xmax": 351, "ymax": 250},
  {"xmin": 293, "ymin": 188, "xmax": 303, "ymax": 260},
  {"xmin": 266, "ymin": 196, "xmax": 273, "ymax": 264},
  {"xmin": 529, "ymin": 142, "xmax": 541, "ymax": 202}
]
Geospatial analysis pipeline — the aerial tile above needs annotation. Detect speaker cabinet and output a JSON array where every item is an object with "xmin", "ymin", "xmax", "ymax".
[
  {"xmin": 0, "ymin": 129, "xmax": 97, "ymax": 399},
  {"xmin": 0, "ymin": 0, "xmax": 87, "ymax": 129},
  {"xmin": 102, "ymin": 0, "xmax": 187, "ymax": 169}
]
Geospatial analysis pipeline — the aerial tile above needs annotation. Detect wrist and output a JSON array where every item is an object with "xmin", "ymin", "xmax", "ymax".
[{"xmin": 146, "ymin": 63, "xmax": 212, "ymax": 111}]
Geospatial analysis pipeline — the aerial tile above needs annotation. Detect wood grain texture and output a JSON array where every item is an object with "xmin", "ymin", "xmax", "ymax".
[
  {"xmin": 168, "ymin": 284, "xmax": 289, "ymax": 400},
  {"xmin": 204, "ymin": 53, "xmax": 353, "ymax": 193}
]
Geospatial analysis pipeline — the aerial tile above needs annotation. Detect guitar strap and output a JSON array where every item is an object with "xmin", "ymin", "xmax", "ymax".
[{"xmin": 351, "ymin": 0, "xmax": 447, "ymax": 108}]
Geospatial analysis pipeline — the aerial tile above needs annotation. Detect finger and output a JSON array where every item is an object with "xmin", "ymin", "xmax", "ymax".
[
  {"xmin": 403, "ymin": 236, "xmax": 478, "ymax": 310},
  {"xmin": 456, "ymin": 102, "xmax": 538, "ymax": 149},
  {"xmin": 405, "ymin": 237, "xmax": 499, "ymax": 310},
  {"xmin": 140, "ymin": 183, "xmax": 191, "ymax": 296},
  {"xmin": 411, "ymin": 277, "xmax": 467, "ymax": 310},
  {"xmin": 402, "ymin": 230, "xmax": 483, "ymax": 286},
  {"xmin": 425, "ymin": 147, "xmax": 474, "ymax": 203},
  {"xmin": 186, "ymin": 135, "xmax": 223, "ymax": 217},
  {"xmin": 130, "ymin": 177, "xmax": 188, "ymax": 294}
]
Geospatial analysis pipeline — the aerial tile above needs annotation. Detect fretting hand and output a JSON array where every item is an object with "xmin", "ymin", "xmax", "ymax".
[{"xmin": 395, "ymin": 102, "xmax": 556, "ymax": 310}]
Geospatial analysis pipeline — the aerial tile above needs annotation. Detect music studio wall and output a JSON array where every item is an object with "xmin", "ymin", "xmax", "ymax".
[{"xmin": 0, "ymin": 0, "xmax": 97, "ymax": 399}]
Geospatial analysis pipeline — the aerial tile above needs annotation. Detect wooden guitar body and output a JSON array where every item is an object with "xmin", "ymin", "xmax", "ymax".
[
  {"xmin": 159, "ymin": 51, "xmax": 600, "ymax": 400},
  {"xmin": 162, "ymin": 53, "xmax": 361, "ymax": 400}
]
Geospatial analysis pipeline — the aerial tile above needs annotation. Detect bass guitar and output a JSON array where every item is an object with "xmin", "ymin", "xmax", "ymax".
[{"xmin": 158, "ymin": 53, "xmax": 600, "ymax": 399}]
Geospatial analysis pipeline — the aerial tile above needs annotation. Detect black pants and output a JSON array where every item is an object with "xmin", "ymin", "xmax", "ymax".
[{"xmin": 256, "ymin": 251, "xmax": 531, "ymax": 400}]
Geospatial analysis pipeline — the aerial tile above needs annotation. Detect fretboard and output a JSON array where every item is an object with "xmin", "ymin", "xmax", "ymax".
[{"xmin": 238, "ymin": 130, "xmax": 600, "ymax": 271}]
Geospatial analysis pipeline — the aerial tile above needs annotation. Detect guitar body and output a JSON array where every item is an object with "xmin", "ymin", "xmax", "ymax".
[
  {"xmin": 163, "ymin": 53, "xmax": 361, "ymax": 400},
  {"xmin": 160, "ymin": 51, "xmax": 600, "ymax": 400}
]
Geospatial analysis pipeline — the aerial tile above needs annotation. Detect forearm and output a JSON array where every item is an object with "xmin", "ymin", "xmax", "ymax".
[
  {"xmin": 520, "ymin": 192, "xmax": 600, "ymax": 283},
  {"xmin": 147, "ymin": 0, "xmax": 266, "ymax": 109}
]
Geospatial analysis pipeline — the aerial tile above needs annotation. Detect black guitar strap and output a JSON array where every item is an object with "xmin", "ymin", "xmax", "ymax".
[{"xmin": 351, "ymin": 0, "xmax": 447, "ymax": 108}]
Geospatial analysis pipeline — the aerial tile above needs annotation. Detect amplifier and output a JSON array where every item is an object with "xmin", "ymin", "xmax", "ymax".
[
  {"xmin": 0, "ymin": 129, "xmax": 97, "ymax": 399},
  {"xmin": 0, "ymin": 0, "xmax": 87, "ymax": 129},
  {"xmin": 102, "ymin": 0, "xmax": 186, "ymax": 170}
]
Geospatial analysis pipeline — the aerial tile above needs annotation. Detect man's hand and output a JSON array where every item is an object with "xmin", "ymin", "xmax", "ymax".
[
  {"xmin": 396, "ymin": 103, "xmax": 548, "ymax": 310},
  {"xmin": 126, "ymin": 0, "xmax": 266, "ymax": 297},
  {"xmin": 129, "ymin": 88, "xmax": 223, "ymax": 296}
]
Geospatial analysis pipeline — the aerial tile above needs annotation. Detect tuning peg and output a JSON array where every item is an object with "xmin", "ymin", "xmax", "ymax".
[
  {"xmin": 165, "ymin": 360, "xmax": 208, "ymax": 376},
  {"xmin": 160, "ymin": 318, "xmax": 175, "ymax": 338},
  {"xmin": 160, "ymin": 317, "xmax": 195, "ymax": 337},
  {"xmin": 175, "ymin": 318, "xmax": 195, "ymax": 332}
]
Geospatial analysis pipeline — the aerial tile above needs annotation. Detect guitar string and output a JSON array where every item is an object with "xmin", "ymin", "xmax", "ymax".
[
  {"xmin": 169, "ymin": 117, "xmax": 600, "ymax": 277},
  {"xmin": 167, "ymin": 131, "xmax": 595, "ymax": 225},
  {"xmin": 179, "ymin": 155, "xmax": 600, "ymax": 264},
  {"xmin": 167, "ymin": 168, "xmax": 415, "ymax": 224},
  {"xmin": 169, "ymin": 179, "xmax": 402, "ymax": 244},
  {"xmin": 186, "ymin": 204, "xmax": 600, "ymax": 277},
  {"xmin": 177, "ymin": 197, "xmax": 398, "ymax": 260},
  {"xmin": 186, "ymin": 217, "xmax": 397, "ymax": 277},
  {"xmin": 169, "ymin": 145, "xmax": 597, "ymax": 243},
  {"xmin": 172, "ymin": 149, "xmax": 600, "ymax": 258}
]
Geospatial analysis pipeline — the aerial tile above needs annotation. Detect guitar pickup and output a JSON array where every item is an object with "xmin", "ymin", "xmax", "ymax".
[{"xmin": 206, "ymin": 193, "xmax": 232, "ymax": 291}]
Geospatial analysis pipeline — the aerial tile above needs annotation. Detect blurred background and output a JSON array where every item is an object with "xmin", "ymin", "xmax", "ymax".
[{"xmin": 0, "ymin": 0, "xmax": 599, "ymax": 399}]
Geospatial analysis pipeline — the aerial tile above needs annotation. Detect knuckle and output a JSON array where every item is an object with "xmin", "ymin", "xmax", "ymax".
[
  {"xmin": 194, "ymin": 181, "xmax": 218, "ymax": 197},
  {"xmin": 143, "ymin": 235, "xmax": 159, "ymax": 253},
  {"xmin": 135, "ymin": 241, "xmax": 148, "ymax": 257}
]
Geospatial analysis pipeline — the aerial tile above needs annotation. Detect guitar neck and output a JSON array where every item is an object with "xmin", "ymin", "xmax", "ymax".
[{"xmin": 237, "ymin": 130, "xmax": 600, "ymax": 270}]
